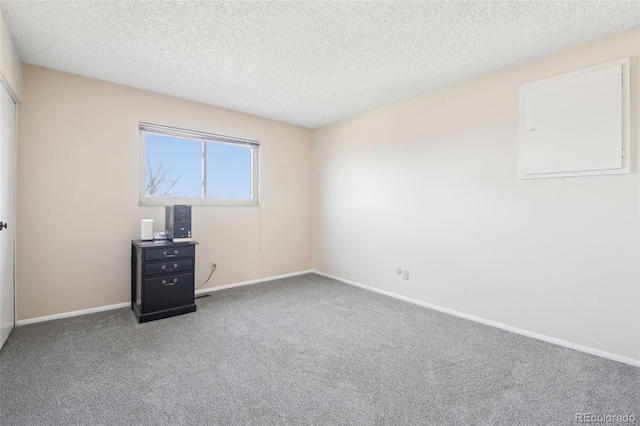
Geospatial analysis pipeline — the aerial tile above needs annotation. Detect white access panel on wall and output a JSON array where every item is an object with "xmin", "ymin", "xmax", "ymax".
[{"xmin": 519, "ymin": 58, "xmax": 629, "ymax": 179}]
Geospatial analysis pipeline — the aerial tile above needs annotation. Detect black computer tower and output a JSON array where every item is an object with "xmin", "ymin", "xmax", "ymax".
[{"xmin": 166, "ymin": 205, "xmax": 191, "ymax": 242}]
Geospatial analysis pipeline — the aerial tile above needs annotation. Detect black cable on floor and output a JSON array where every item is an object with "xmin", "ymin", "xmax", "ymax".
[{"xmin": 195, "ymin": 264, "xmax": 217, "ymax": 291}]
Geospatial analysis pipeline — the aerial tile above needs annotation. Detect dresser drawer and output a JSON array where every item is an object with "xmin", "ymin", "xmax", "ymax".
[
  {"xmin": 145, "ymin": 246, "xmax": 195, "ymax": 262},
  {"xmin": 144, "ymin": 273, "xmax": 194, "ymax": 312},
  {"xmin": 144, "ymin": 259, "xmax": 192, "ymax": 276}
]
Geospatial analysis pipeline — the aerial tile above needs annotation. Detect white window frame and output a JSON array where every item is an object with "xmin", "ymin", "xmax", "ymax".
[{"xmin": 139, "ymin": 122, "xmax": 260, "ymax": 206}]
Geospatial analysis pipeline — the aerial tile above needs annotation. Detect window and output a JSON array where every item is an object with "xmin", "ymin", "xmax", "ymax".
[{"xmin": 139, "ymin": 123, "xmax": 259, "ymax": 205}]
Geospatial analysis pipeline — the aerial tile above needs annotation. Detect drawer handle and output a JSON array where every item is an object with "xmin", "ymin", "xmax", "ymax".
[
  {"xmin": 161, "ymin": 263, "xmax": 178, "ymax": 271},
  {"xmin": 162, "ymin": 250, "xmax": 179, "ymax": 258},
  {"xmin": 162, "ymin": 278, "xmax": 178, "ymax": 286}
]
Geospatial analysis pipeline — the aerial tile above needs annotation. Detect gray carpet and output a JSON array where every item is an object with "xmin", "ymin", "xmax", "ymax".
[{"xmin": 0, "ymin": 273, "xmax": 637, "ymax": 425}]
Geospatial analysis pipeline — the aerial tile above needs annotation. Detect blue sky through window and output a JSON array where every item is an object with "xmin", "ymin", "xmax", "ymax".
[
  {"xmin": 145, "ymin": 133, "xmax": 252, "ymax": 199},
  {"xmin": 206, "ymin": 143, "xmax": 252, "ymax": 198}
]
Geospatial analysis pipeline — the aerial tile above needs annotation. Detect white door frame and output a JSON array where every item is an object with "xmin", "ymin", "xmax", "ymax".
[{"xmin": 0, "ymin": 79, "xmax": 17, "ymax": 349}]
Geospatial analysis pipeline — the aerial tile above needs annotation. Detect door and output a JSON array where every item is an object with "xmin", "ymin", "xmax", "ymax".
[{"xmin": 0, "ymin": 82, "xmax": 16, "ymax": 349}]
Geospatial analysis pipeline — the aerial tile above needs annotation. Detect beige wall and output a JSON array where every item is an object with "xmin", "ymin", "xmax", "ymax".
[
  {"xmin": 0, "ymin": 9, "xmax": 21, "ymax": 102},
  {"xmin": 17, "ymin": 65, "xmax": 312, "ymax": 320},
  {"xmin": 312, "ymin": 29, "xmax": 640, "ymax": 361}
]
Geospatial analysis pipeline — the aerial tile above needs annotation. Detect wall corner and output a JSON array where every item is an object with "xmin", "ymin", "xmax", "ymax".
[{"xmin": 0, "ymin": 9, "xmax": 22, "ymax": 103}]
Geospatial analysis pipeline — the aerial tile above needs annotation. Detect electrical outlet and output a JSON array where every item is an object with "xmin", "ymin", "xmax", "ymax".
[{"xmin": 403, "ymin": 270, "xmax": 409, "ymax": 280}]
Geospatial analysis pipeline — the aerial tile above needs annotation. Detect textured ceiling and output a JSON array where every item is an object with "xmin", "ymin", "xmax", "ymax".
[{"xmin": 1, "ymin": 1, "xmax": 639, "ymax": 129}]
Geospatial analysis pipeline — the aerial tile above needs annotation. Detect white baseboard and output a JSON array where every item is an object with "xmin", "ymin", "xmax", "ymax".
[
  {"xmin": 312, "ymin": 270, "xmax": 640, "ymax": 368},
  {"xmin": 195, "ymin": 269, "xmax": 314, "ymax": 295},
  {"xmin": 17, "ymin": 268, "xmax": 638, "ymax": 367},
  {"xmin": 16, "ymin": 302, "xmax": 130, "ymax": 326},
  {"xmin": 16, "ymin": 269, "xmax": 314, "ymax": 326}
]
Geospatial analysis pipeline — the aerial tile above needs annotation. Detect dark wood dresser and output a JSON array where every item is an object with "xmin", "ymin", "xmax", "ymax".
[{"xmin": 131, "ymin": 239, "xmax": 198, "ymax": 323}]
